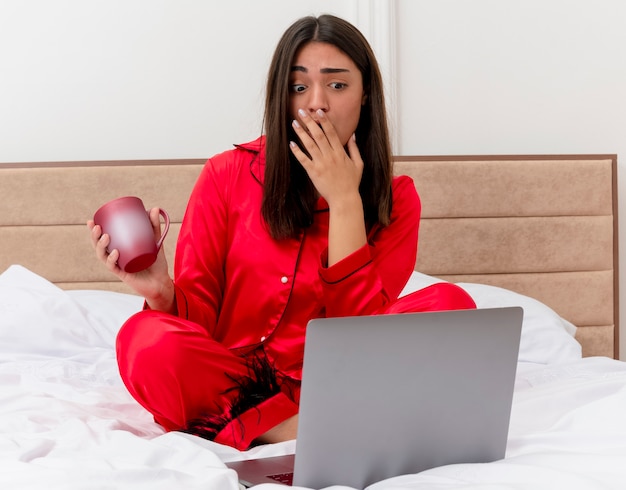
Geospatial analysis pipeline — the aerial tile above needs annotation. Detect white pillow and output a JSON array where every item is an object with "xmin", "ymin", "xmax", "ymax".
[
  {"xmin": 1, "ymin": 266, "xmax": 581, "ymax": 365},
  {"xmin": 0, "ymin": 265, "xmax": 110, "ymax": 356},
  {"xmin": 0, "ymin": 265, "xmax": 143, "ymax": 354},
  {"xmin": 66, "ymin": 289, "xmax": 144, "ymax": 345},
  {"xmin": 401, "ymin": 272, "xmax": 582, "ymax": 365}
]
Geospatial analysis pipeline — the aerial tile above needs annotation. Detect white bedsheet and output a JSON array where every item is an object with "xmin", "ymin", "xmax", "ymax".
[{"xmin": 1, "ymin": 265, "xmax": 626, "ymax": 489}]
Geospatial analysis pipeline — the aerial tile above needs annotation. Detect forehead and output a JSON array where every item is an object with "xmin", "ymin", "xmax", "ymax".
[{"xmin": 291, "ymin": 41, "xmax": 360, "ymax": 74}]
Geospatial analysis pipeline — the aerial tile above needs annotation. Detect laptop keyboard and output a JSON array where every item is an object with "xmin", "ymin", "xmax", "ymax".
[{"xmin": 267, "ymin": 472, "xmax": 294, "ymax": 485}]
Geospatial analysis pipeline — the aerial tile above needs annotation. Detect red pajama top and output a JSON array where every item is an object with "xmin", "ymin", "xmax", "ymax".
[{"xmin": 172, "ymin": 137, "xmax": 420, "ymax": 380}]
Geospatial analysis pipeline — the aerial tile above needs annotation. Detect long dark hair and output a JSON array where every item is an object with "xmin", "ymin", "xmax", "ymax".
[{"xmin": 261, "ymin": 14, "xmax": 393, "ymax": 240}]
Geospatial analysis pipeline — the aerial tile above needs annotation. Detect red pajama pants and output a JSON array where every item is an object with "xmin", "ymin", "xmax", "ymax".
[{"xmin": 116, "ymin": 282, "xmax": 475, "ymax": 450}]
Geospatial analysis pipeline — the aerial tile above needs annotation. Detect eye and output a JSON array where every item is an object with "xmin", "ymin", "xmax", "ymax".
[
  {"xmin": 290, "ymin": 84, "xmax": 307, "ymax": 94},
  {"xmin": 330, "ymin": 82, "xmax": 347, "ymax": 90}
]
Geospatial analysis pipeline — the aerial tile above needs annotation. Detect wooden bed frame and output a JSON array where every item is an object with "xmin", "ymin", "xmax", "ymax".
[{"xmin": 0, "ymin": 155, "xmax": 618, "ymax": 359}]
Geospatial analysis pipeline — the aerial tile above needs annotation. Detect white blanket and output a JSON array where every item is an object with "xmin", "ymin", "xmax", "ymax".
[{"xmin": 1, "ymin": 265, "xmax": 625, "ymax": 489}]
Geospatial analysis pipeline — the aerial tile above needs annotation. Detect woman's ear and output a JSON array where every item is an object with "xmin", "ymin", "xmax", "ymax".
[{"xmin": 361, "ymin": 93, "xmax": 368, "ymax": 105}]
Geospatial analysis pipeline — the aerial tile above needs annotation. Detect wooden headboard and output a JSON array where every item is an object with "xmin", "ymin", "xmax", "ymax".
[
  {"xmin": 396, "ymin": 155, "xmax": 618, "ymax": 359},
  {"xmin": 0, "ymin": 155, "xmax": 618, "ymax": 359}
]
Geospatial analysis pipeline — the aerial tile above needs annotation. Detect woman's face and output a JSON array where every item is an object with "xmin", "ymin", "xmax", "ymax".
[{"xmin": 288, "ymin": 42, "xmax": 365, "ymax": 147}]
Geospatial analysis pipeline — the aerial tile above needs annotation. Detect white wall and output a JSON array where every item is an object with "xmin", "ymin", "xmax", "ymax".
[
  {"xmin": 395, "ymin": 0, "xmax": 626, "ymax": 156},
  {"xmin": 0, "ymin": 0, "xmax": 359, "ymax": 161},
  {"xmin": 2, "ymin": 0, "xmax": 625, "ymax": 357}
]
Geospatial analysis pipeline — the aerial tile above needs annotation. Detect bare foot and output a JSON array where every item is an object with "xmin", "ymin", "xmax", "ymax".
[{"xmin": 253, "ymin": 415, "xmax": 298, "ymax": 445}]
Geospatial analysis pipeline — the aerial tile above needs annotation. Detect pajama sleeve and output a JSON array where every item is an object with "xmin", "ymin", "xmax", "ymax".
[
  {"xmin": 172, "ymin": 155, "xmax": 232, "ymax": 334},
  {"xmin": 319, "ymin": 175, "xmax": 420, "ymax": 318}
]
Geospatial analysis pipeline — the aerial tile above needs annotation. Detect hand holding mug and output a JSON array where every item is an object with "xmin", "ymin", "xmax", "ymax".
[
  {"xmin": 88, "ymin": 196, "xmax": 176, "ymax": 312},
  {"xmin": 93, "ymin": 196, "xmax": 170, "ymax": 273}
]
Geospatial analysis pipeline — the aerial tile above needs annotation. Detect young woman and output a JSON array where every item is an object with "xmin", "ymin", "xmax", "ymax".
[{"xmin": 88, "ymin": 14, "xmax": 475, "ymax": 450}]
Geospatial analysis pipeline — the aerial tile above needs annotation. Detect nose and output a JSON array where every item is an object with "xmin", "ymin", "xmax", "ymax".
[{"xmin": 307, "ymin": 85, "xmax": 329, "ymax": 115}]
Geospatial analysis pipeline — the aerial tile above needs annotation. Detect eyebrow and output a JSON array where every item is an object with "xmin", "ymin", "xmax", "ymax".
[{"xmin": 291, "ymin": 66, "xmax": 350, "ymax": 74}]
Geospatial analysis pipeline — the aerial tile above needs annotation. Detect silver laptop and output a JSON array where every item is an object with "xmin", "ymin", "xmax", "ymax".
[{"xmin": 227, "ymin": 307, "xmax": 523, "ymax": 489}]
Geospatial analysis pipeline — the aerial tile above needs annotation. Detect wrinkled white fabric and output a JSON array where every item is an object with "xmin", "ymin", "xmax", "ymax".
[{"xmin": 1, "ymin": 265, "xmax": 626, "ymax": 490}]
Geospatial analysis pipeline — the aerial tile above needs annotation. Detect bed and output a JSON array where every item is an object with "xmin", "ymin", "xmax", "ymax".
[{"xmin": 1, "ymin": 154, "xmax": 624, "ymax": 490}]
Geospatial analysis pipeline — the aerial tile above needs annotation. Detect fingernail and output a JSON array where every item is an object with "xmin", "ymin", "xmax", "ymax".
[
  {"xmin": 289, "ymin": 141, "xmax": 297, "ymax": 149},
  {"xmin": 298, "ymin": 108, "xmax": 308, "ymax": 118},
  {"xmin": 292, "ymin": 119, "xmax": 300, "ymax": 129},
  {"xmin": 316, "ymin": 109, "xmax": 325, "ymax": 118}
]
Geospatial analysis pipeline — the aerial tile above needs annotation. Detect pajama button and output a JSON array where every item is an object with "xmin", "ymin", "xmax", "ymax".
[
  {"xmin": 280, "ymin": 276, "xmax": 288, "ymax": 284},
  {"xmin": 260, "ymin": 336, "xmax": 266, "ymax": 342}
]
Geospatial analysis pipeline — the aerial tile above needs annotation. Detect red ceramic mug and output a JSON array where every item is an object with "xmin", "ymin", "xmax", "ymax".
[{"xmin": 93, "ymin": 196, "xmax": 170, "ymax": 273}]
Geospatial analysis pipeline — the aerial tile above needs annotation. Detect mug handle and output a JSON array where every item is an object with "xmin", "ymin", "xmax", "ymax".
[{"xmin": 155, "ymin": 208, "xmax": 170, "ymax": 251}]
